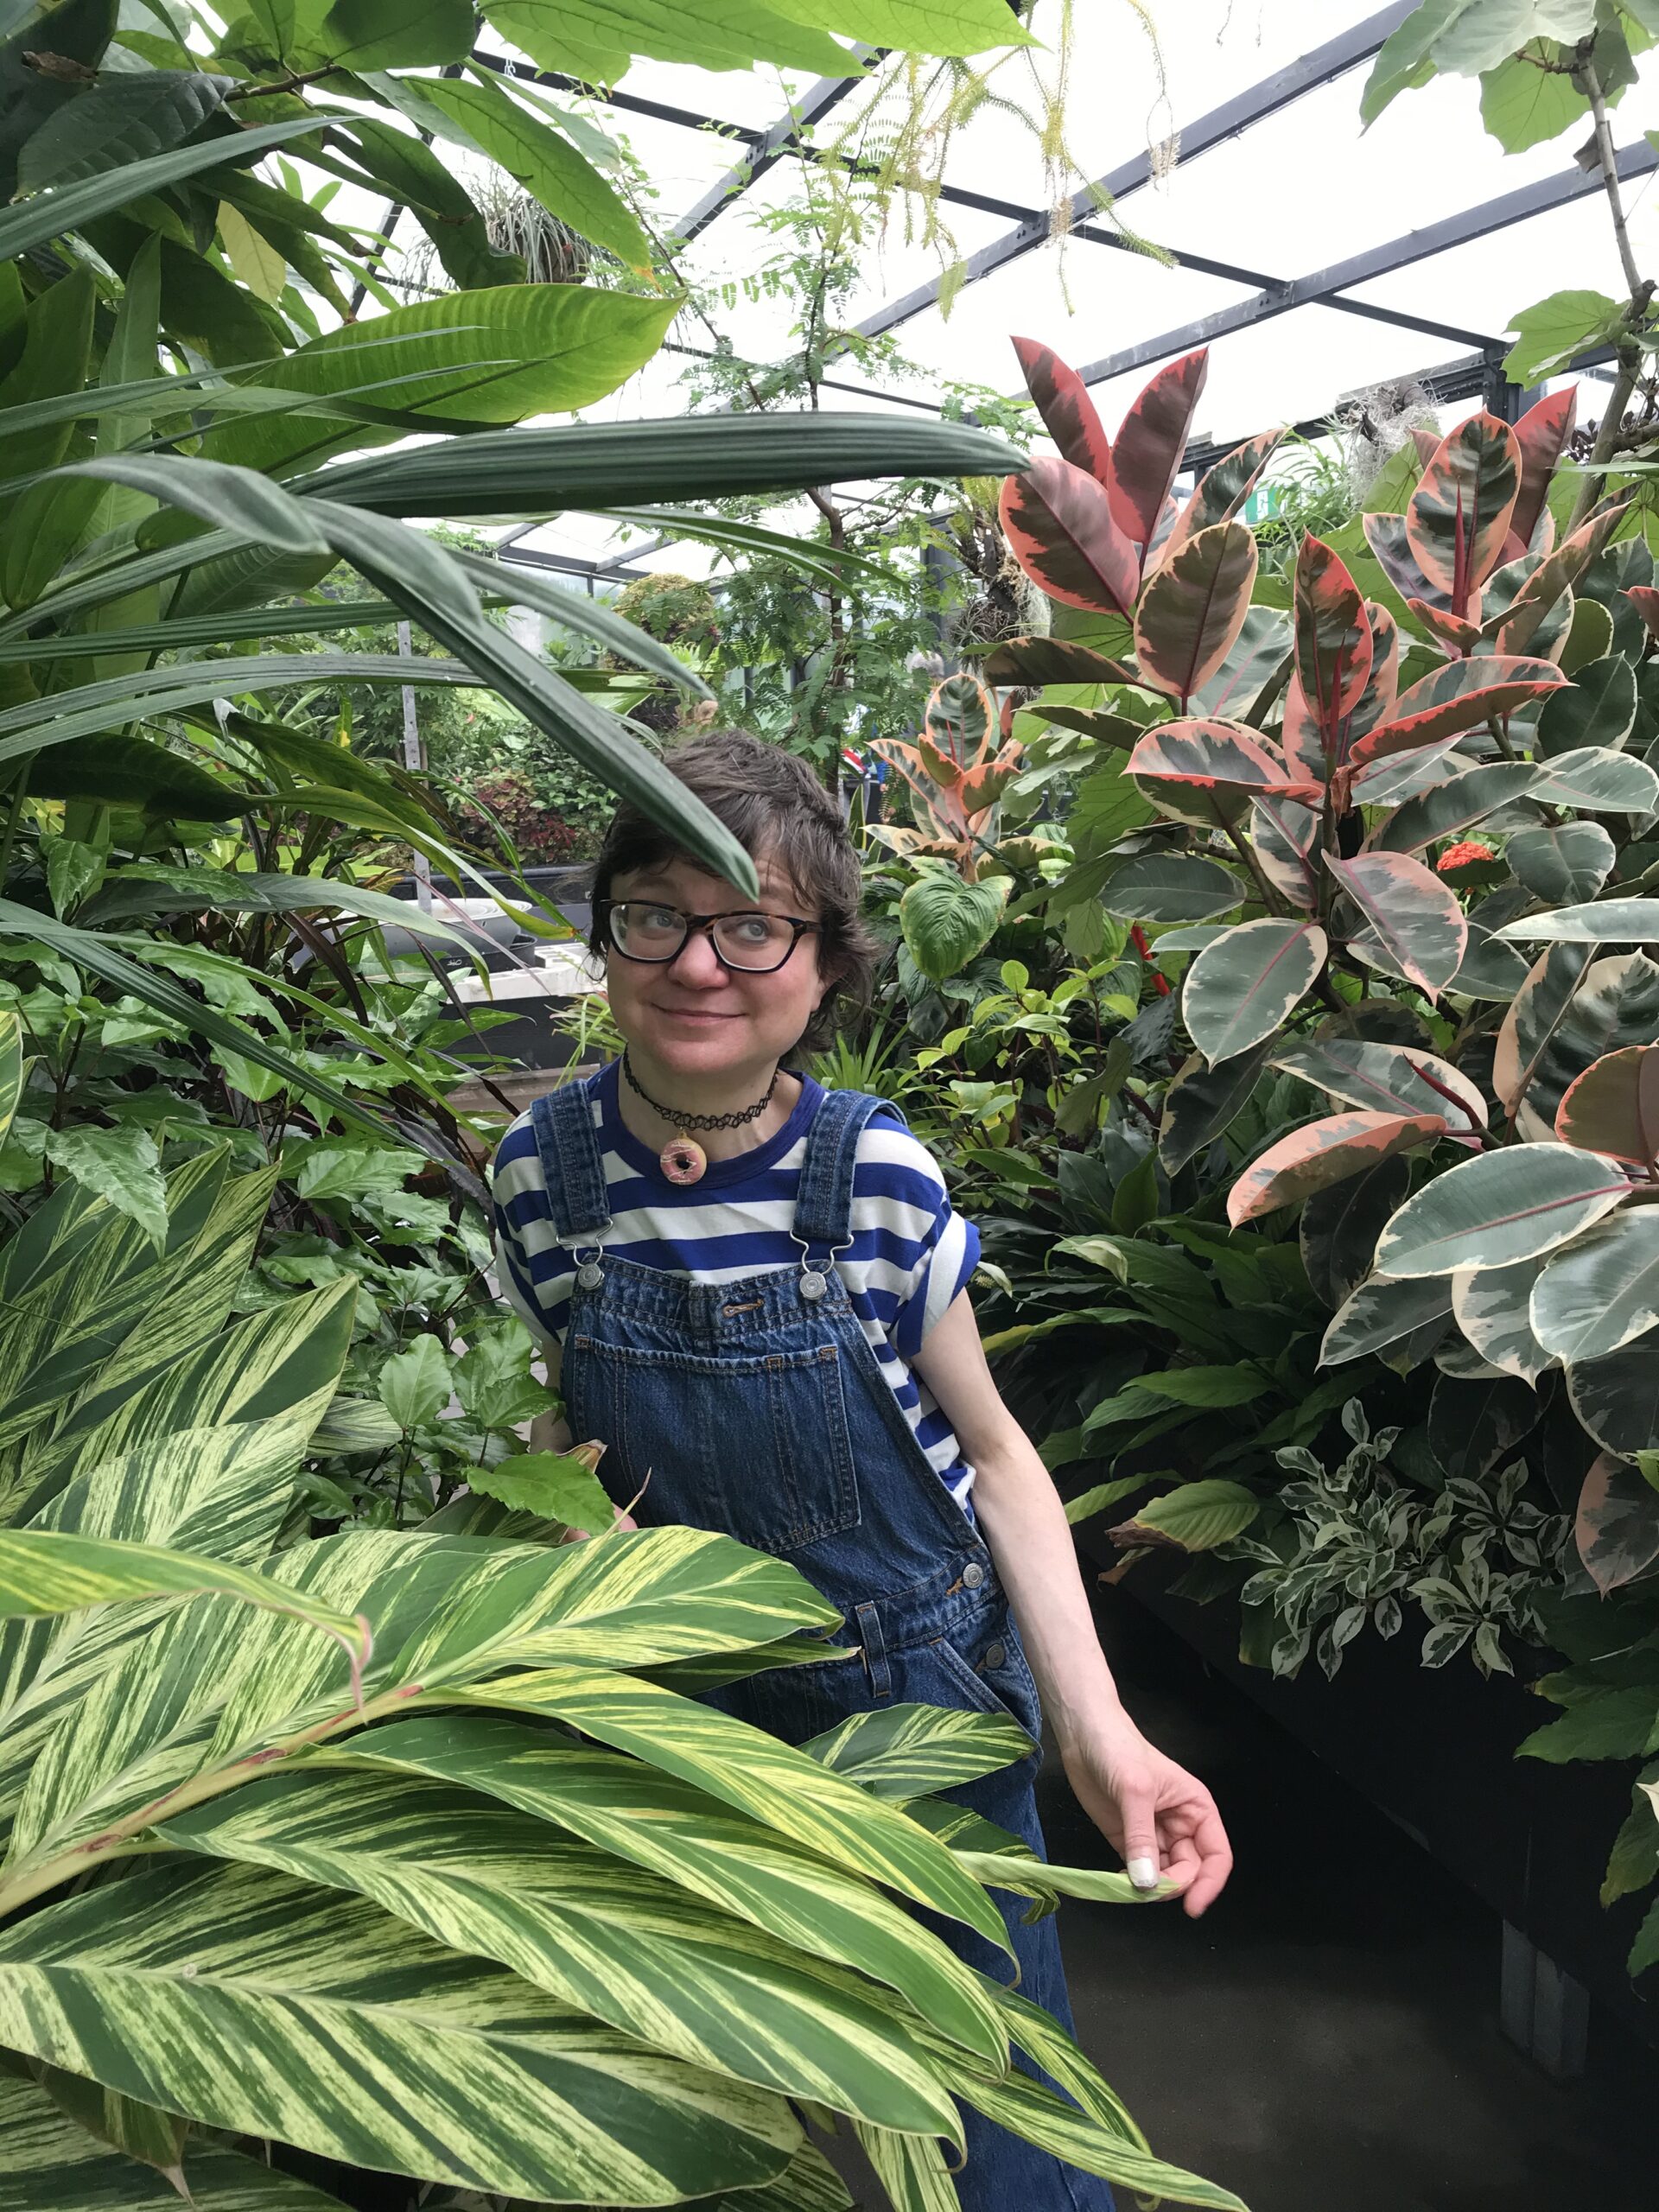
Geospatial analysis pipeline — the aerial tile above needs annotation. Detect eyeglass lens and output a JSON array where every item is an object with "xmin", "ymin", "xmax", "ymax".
[{"xmin": 609, "ymin": 902, "xmax": 798, "ymax": 971}]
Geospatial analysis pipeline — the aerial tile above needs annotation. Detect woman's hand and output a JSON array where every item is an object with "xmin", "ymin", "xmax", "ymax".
[{"xmin": 1060, "ymin": 1712, "xmax": 1234, "ymax": 1918}]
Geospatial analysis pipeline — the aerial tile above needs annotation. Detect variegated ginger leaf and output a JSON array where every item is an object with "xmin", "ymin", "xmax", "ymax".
[
  {"xmin": 803, "ymin": 1701, "xmax": 1033, "ymax": 1798},
  {"xmin": 0, "ymin": 1859, "xmax": 801, "ymax": 2203},
  {"xmin": 163, "ymin": 1766, "xmax": 962, "ymax": 2135},
  {"xmin": 326, "ymin": 1713, "xmax": 1008, "ymax": 2066}
]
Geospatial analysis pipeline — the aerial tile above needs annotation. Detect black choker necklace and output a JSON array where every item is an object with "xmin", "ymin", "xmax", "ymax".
[{"xmin": 622, "ymin": 1052, "xmax": 779, "ymax": 1185}]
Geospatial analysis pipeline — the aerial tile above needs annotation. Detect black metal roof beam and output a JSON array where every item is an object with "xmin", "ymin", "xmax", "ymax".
[
  {"xmin": 851, "ymin": 2, "xmax": 1417, "ymax": 342},
  {"xmin": 1069, "ymin": 136, "xmax": 1659, "ymax": 391},
  {"xmin": 674, "ymin": 66, "xmax": 872, "ymax": 242}
]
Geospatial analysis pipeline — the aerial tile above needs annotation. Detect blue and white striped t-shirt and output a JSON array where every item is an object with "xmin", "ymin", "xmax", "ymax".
[{"xmin": 490, "ymin": 1062, "xmax": 982, "ymax": 1509}]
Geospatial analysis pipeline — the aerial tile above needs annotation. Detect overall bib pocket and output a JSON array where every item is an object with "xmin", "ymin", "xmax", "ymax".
[{"xmin": 570, "ymin": 1332, "xmax": 860, "ymax": 1557}]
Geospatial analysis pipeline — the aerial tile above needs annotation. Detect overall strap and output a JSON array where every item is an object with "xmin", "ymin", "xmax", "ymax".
[
  {"xmin": 794, "ymin": 1089, "xmax": 899, "ymax": 1252},
  {"xmin": 528, "ymin": 1072, "xmax": 613, "ymax": 1243}
]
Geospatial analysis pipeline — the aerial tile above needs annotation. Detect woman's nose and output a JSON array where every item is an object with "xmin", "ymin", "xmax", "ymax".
[{"xmin": 665, "ymin": 925, "xmax": 727, "ymax": 985}]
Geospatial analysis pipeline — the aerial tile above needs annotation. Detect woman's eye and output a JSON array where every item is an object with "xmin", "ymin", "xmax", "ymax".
[
  {"xmin": 639, "ymin": 906, "xmax": 680, "ymax": 930},
  {"xmin": 732, "ymin": 916, "xmax": 772, "ymax": 942}
]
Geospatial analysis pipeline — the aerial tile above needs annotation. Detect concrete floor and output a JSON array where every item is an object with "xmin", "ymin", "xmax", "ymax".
[{"xmin": 824, "ymin": 1579, "xmax": 1656, "ymax": 2211}]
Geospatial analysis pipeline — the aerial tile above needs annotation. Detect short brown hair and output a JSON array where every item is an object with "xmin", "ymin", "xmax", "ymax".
[{"xmin": 588, "ymin": 728, "xmax": 878, "ymax": 1057}]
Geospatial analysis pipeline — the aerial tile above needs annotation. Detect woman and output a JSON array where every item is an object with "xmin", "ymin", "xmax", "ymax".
[{"xmin": 492, "ymin": 729, "xmax": 1231, "ymax": 2207}]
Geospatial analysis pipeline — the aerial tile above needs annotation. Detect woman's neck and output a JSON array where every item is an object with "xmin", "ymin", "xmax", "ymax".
[{"xmin": 615, "ymin": 1048, "xmax": 801, "ymax": 1163}]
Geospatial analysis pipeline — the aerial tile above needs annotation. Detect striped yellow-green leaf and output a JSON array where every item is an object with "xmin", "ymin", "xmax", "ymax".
[
  {"xmin": 163, "ymin": 1766, "xmax": 963, "ymax": 2135},
  {"xmin": 0, "ymin": 2060, "xmax": 352, "ymax": 2205},
  {"xmin": 803, "ymin": 1702, "xmax": 1034, "ymax": 1798},
  {"xmin": 0, "ymin": 1859, "xmax": 800, "ymax": 2203},
  {"xmin": 22, "ymin": 1278, "xmax": 356, "ymax": 1486},
  {"xmin": 986, "ymin": 1980, "xmax": 1149, "ymax": 2153},
  {"xmin": 0, "ymin": 1010, "xmax": 21, "ymax": 1147},
  {"xmin": 854, "ymin": 2121, "xmax": 960, "ymax": 2211},
  {"xmin": 329, "ymin": 1713, "xmax": 1008, "ymax": 2066},
  {"xmin": 456, "ymin": 1662, "xmax": 1014, "ymax": 1953},
  {"xmin": 29, "ymin": 2063, "xmax": 186, "ymax": 2188},
  {"xmin": 959, "ymin": 2066, "xmax": 1249, "ymax": 2209},
  {"xmin": 0, "ymin": 1529, "xmax": 367, "ymax": 1675},
  {"xmin": 694, "ymin": 2142, "xmax": 852, "ymax": 2211},
  {"xmin": 950, "ymin": 1851, "xmax": 1175, "ymax": 1906}
]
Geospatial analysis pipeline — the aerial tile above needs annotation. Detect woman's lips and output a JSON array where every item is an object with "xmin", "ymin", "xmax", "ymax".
[{"xmin": 650, "ymin": 1004, "xmax": 739, "ymax": 1024}]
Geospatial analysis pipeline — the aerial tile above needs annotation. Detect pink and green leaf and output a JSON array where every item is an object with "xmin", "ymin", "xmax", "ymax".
[
  {"xmin": 1011, "ymin": 335, "xmax": 1115, "ymax": 488},
  {"xmin": 1407, "ymin": 599, "xmax": 1484, "ymax": 654},
  {"xmin": 1154, "ymin": 424, "xmax": 1284, "ymax": 570},
  {"xmin": 1132, "ymin": 519, "xmax": 1258, "ymax": 708},
  {"xmin": 1624, "ymin": 585, "xmax": 1659, "ymax": 644},
  {"xmin": 1181, "ymin": 917, "xmax": 1328, "ymax": 1065},
  {"xmin": 1406, "ymin": 411, "xmax": 1522, "ymax": 611},
  {"xmin": 1227, "ymin": 1110, "xmax": 1447, "ymax": 1228},
  {"xmin": 1348, "ymin": 655, "xmax": 1568, "ymax": 767},
  {"xmin": 1505, "ymin": 385, "xmax": 1576, "ymax": 559},
  {"xmin": 1109, "ymin": 348, "xmax": 1209, "ymax": 557},
  {"xmin": 976, "ymin": 636, "xmax": 1137, "ymax": 686},
  {"xmin": 1490, "ymin": 499, "xmax": 1632, "ymax": 656},
  {"xmin": 1325, "ymin": 850, "xmax": 1468, "ymax": 1000},
  {"xmin": 1575, "ymin": 1452, "xmax": 1659, "ymax": 1596},
  {"xmin": 1293, "ymin": 535, "xmax": 1373, "ymax": 757},
  {"xmin": 1000, "ymin": 456, "xmax": 1140, "ymax": 616},
  {"xmin": 1362, "ymin": 511, "xmax": 1440, "ymax": 610},
  {"xmin": 1555, "ymin": 1045, "xmax": 1659, "ymax": 1166},
  {"xmin": 1126, "ymin": 718, "xmax": 1321, "ymax": 829}
]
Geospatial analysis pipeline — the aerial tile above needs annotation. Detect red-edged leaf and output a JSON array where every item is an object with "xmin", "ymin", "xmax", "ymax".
[
  {"xmin": 1252, "ymin": 791, "xmax": 1319, "ymax": 906},
  {"xmin": 1109, "ymin": 348, "xmax": 1208, "ymax": 557},
  {"xmin": 1132, "ymin": 520, "xmax": 1257, "ymax": 708},
  {"xmin": 1490, "ymin": 499, "xmax": 1631, "ymax": 655},
  {"xmin": 1555, "ymin": 1045, "xmax": 1659, "ymax": 1166},
  {"xmin": 976, "ymin": 636, "xmax": 1136, "ymax": 686},
  {"xmin": 1624, "ymin": 586, "xmax": 1659, "ymax": 644},
  {"xmin": 1506, "ymin": 385, "xmax": 1576, "ymax": 558},
  {"xmin": 1294, "ymin": 536, "xmax": 1373, "ymax": 759},
  {"xmin": 1408, "ymin": 428, "xmax": 1440, "ymax": 469},
  {"xmin": 1227, "ymin": 1110, "xmax": 1447, "ymax": 1227},
  {"xmin": 999, "ymin": 457, "xmax": 1140, "ymax": 616},
  {"xmin": 1347, "ymin": 603, "xmax": 1400, "ymax": 744},
  {"xmin": 1127, "ymin": 719, "xmax": 1321, "ymax": 830},
  {"xmin": 1363, "ymin": 512, "xmax": 1441, "ymax": 609},
  {"xmin": 1406, "ymin": 411, "xmax": 1522, "ymax": 612},
  {"xmin": 1348, "ymin": 656, "xmax": 1568, "ymax": 767},
  {"xmin": 1154, "ymin": 425, "xmax": 1284, "ymax": 570},
  {"xmin": 1182, "ymin": 917, "xmax": 1328, "ymax": 1064},
  {"xmin": 1325, "ymin": 850, "xmax": 1468, "ymax": 1000},
  {"xmin": 1407, "ymin": 599, "xmax": 1483, "ymax": 654},
  {"xmin": 957, "ymin": 741, "xmax": 1024, "ymax": 813},
  {"xmin": 1011, "ymin": 336, "xmax": 1115, "ymax": 489},
  {"xmin": 1281, "ymin": 674, "xmax": 1326, "ymax": 784},
  {"xmin": 924, "ymin": 673, "xmax": 997, "ymax": 772},
  {"xmin": 1576, "ymin": 1452, "xmax": 1659, "ymax": 1595}
]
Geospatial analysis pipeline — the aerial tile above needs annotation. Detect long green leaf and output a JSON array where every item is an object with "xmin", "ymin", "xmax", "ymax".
[
  {"xmin": 454, "ymin": 549, "xmax": 712, "ymax": 696},
  {"xmin": 0, "ymin": 119, "xmax": 324, "ymax": 264},
  {"xmin": 804, "ymin": 1703, "xmax": 1033, "ymax": 1798},
  {"xmin": 0, "ymin": 1859, "xmax": 801, "ymax": 2202},
  {"xmin": 0, "ymin": 1008, "xmax": 21, "ymax": 1149},
  {"xmin": 582, "ymin": 505, "xmax": 888, "ymax": 584},
  {"xmin": 163, "ymin": 1766, "xmax": 962, "ymax": 2134}
]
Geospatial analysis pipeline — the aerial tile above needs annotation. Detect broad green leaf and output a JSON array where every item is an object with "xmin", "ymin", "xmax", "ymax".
[
  {"xmin": 1427, "ymin": 1370, "xmax": 1539, "ymax": 1478},
  {"xmin": 333, "ymin": 1713, "xmax": 1008, "ymax": 2067},
  {"xmin": 197, "ymin": 287, "xmax": 678, "ymax": 479},
  {"xmin": 1098, "ymin": 853, "xmax": 1243, "ymax": 924},
  {"xmin": 1479, "ymin": 43, "xmax": 1587, "ymax": 151},
  {"xmin": 1370, "ymin": 763, "xmax": 1540, "ymax": 854},
  {"xmin": 1372, "ymin": 1144, "xmax": 1629, "ymax": 1277},
  {"xmin": 0, "ymin": 1859, "xmax": 800, "ymax": 2201},
  {"xmin": 1536, "ymin": 652, "xmax": 1637, "ymax": 756},
  {"xmin": 420, "ymin": 71, "xmax": 654, "ymax": 270},
  {"xmin": 1300, "ymin": 1154, "xmax": 1412, "ymax": 1309},
  {"xmin": 1450, "ymin": 1254, "xmax": 1555, "ymax": 1385},
  {"xmin": 1156, "ymin": 1039, "xmax": 1276, "ymax": 1175},
  {"xmin": 0, "ymin": 118, "xmax": 323, "ymax": 264},
  {"xmin": 458, "ymin": 1663, "xmax": 1014, "ymax": 1954},
  {"xmin": 1228, "ymin": 1109, "xmax": 1446, "ymax": 1227},
  {"xmin": 40, "ymin": 1126, "xmax": 165, "ymax": 1246},
  {"xmin": 49, "ymin": 454, "xmax": 328, "ymax": 556},
  {"xmin": 1566, "ymin": 1332, "xmax": 1659, "ymax": 1459},
  {"xmin": 760, "ymin": 0, "xmax": 1033, "ymax": 54},
  {"xmin": 162, "ymin": 1768, "xmax": 961, "ymax": 2135},
  {"xmin": 1529, "ymin": 746, "xmax": 1659, "ymax": 813},
  {"xmin": 1531, "ymin": 1211, "xmax": 1659, "ymax": 1363},
  {"xmin": 1506, "ymin": 951, "xmax": 1659, "ymax": 1135},
  {"xmin": 1505, "ymin": 822, "xmax": 1616, "ymax": 904},
  {"xmin": 1321, "ymin": 1271, "xmax": 1455, "ymax": 1365},
  {"xmin": 1110, "ymin": 1478, "xmax": 1260, "ymax": 1551},
  {"xmin": 899, "ymin": 872, "xmax": 1011, "ymax": 982},
  {"xmin": 1135, "ymin": 1366, "xmax": 1270, "ymax": 1409},
  {"xmin": 1491, "ymin": 940, "xmax": 1594, "ymax": 1116},
  {"xmin": 1573, "ymin": 1451, "xmax": 1659, "ymax": 1594},
  {"xmin": 476, "ymin": 0, "xmax": 856, "ymax": 74},
  {"xmin": 217, "ymin": 201, "xmax": 288, "ymax": 303},
  {"xmin": 16, "ymin": 70, "xmax": 230, "ymax": 193},
  {"xmin": 467, "ymin": 1451, "xmax": 613, "ymax": 1531},
  {"xmin": 28, "ymin": 738, "xmax": 245, "ymax": 821},
  {"xmin": 1503, "ymin": 289, "xmax": 1623, "ymax": 385},
  {"xmin": 319, "ymin": 0, "xmax": 473, "ymax": 68},
  {"xmin": 375, "ymin": 1334, "xmax": 452, "ymax": 1432},
  {"xmin": 1181, "ymin": 918, "xmax": 1327, "ymax": 1065}
]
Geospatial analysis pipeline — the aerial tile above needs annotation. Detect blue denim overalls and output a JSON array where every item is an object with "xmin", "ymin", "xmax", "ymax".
[{"xmin": 530, "ymin": 1077, "xmax": 1115, "ymax": 2210}]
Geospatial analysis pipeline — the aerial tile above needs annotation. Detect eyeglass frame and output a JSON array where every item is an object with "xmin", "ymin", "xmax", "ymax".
[{"xmin": 595, "ymin": 896, "xmax": 823, "ymax": 976}]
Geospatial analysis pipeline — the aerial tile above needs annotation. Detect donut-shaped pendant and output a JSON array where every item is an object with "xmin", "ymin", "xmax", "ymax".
[{"xmin": 661, "ymin": 1136, "xmax": 707, "ymax": 1185}]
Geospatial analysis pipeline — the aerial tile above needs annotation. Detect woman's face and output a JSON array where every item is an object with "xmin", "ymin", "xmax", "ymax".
[{"xmin": 602, "ymin": 851, "xmax": 831, "ymax": 1083}]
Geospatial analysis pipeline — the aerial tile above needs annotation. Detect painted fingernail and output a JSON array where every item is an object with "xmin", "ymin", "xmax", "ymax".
[{"xmin": 1128, "ymin": 1856, "xmax": 1159, "ymax": 1890}]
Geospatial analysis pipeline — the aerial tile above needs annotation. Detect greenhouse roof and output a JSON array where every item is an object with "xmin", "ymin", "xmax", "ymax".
[{"xmin": 486, "ymin": 0, "xmax": 1657, "ymax": 583}]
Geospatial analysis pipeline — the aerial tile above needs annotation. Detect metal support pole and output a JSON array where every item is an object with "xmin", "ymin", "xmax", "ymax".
[{"xmin": 397, "ymin": 620, "xmax": 431, "ymax": 914}]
